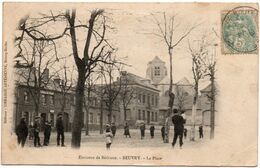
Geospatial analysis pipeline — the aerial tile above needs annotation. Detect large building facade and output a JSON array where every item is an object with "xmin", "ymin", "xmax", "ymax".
[{"xmin": 117, "ymin": 72, "xmax": 160, "ymax": 127}]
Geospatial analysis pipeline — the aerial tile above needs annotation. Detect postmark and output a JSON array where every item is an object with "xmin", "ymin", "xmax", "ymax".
[{"xmin": 221, "ymin": 6, "xmax": 258, "ymax": 54}]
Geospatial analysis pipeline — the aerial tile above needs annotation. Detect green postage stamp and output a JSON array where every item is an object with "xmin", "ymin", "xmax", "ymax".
[{"xmin": 222, "ymin": 6, "xmax": 258, "ymax": 54}]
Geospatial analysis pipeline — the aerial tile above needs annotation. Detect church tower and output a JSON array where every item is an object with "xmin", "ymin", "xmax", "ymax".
[{"xmin": 146, "ymin": 56, "xmax": 167, "ymax": 84}]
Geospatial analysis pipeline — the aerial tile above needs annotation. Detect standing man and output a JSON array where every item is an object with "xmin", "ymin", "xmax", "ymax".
[
  {"xmin": 149, "ymin": 124, "xmax": 155, "ymax": 139},
  {"xmin": 56, "ymin": 114, "xmax": 65, "ymax": 147},
  {"xmin": 43, "ymin": 121, "xmax": 52, "ymax": 146},
  {"xmin": 161, "ymin": 125, "xmax": 165, "ymax": 141},
  {"xmin": 15, "ymin": 117, "xmax": 28, "ymax": 147},
  {"xmin": 124, "ymin": 122, "xmax": 131, "ymax": 138},
  {"xmin": 111, "ymin": 123, "xmax": 117, "ymax": 137},
  {"xmin": 199, "ymin": 125, "xmax": 204, "ymax": 139},
  {"xmin": 172, "ymin": 109, "xmax": 185, "ymax": 149},
  {"xmin": 33, "ymin": 116, "xmax": 41, "ymax": 147},
  {"xmin": 140, "ymin": 122, "xmax": 146, "ymax": 140}
]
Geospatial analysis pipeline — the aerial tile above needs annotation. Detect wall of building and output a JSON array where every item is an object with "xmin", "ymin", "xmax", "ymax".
[
  {"xmin": 118, "ymin": 85, "xmax": 160, "ymax": 127},
  {"xmin": 15, "ymin": 85, "xmax": 73, "ymax": 132}
]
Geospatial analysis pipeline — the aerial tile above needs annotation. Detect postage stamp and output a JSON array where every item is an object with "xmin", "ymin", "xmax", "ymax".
[{"xmin": 221, "ymin": 6, "xmax": 259, "ymax": 54}]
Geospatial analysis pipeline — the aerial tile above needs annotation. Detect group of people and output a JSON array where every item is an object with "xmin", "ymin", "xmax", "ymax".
[
  {"xmin": 15, "ymin": 113, "xmax": 65, "ymax": 148},
  {"xmin": 16, "ymin": 110, "xmax": 204, "ymax": 150},
  {"xmin": 119, "ymin": 108, "xmax": 204, "ymax": 150}
]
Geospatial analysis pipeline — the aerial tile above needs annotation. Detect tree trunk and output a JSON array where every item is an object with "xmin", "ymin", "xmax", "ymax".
[
  {"xmin": 108, "ymin": 105, "xmax": 112, "ymax": 124},
  {"xmin": 190, "ymin": 83, "xmax": 198, "ymax": 141},
  {"xmin": 34, "ymin": 103, "xmax": 39, "ymax": 118},
  {"xmin": 85, "ymin": 88, "xmax": 90, "ymax": 136},
  {"xmin": 164, "ymin": 48, "xmax": 174, "ymax": 143},
  {"xmin": 85, "ymin": 108, "xmax": 89, "ymax": 136},
  {"xmin": 71, "ymin": 70, "xmax": 85, "ymax": 148},
  {"xmin": 123, "ymin": 104, "xmax": 127, "ymax": 121},
  {"xmin": 100, "ymin": 98, "xmax": 103, "ymax": 134},
  {"xmin": 210, "ymin": 69, "xmax": 215, "ymax": 139}
]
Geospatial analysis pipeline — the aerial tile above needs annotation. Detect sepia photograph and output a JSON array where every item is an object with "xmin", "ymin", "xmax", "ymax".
[{"xmin": 1, "ymin": 2, "xmax": 258, "ymax": 166}]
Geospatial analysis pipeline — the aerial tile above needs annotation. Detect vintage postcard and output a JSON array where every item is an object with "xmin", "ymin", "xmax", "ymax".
[{"xmin": 1, "ymin": 2, "xmax": 258, "ymax": 166}]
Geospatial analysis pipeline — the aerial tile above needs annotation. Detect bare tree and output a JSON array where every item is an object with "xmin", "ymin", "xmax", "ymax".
[
  {"xmin": 119, "ymin": 72, "xmax": 135, "ymax": 121},
  {"xmin": 207, "ymin": 56, "xmax": 217, "ymax": 139},
  {"xmin": 83, "ymin": 74, "xmax": 101, "ymax": 136},
  {"xmin": 16, "ymin": 9, "xmax": 119, "ymax": 148},
  {"xmin": 201, "ymin": 42, "xmax": 218, "ymax": 139},
  {"xmin": 15, "ymin": 37, "xmax": 59, "ymax": 119},
  {"xmin": 150, "ymin": 12, "xmax": 198, "ymax": 143},
  {"xmin": 194, "ymin": 29, "xmax": 219, "ymax": 139},
  {"xmin": 188, "ymin": 39, "xmax": 208, "ymax": 141},
  {"xmin": 53, "ymin": 64, "xmax": 74, "ymax": 130},
  {"xmin": 102, "ymin": 57, "xmax": 122, "ymax": 125}
]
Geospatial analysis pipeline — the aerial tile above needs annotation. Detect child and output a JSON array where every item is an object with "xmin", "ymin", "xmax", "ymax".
[{"xmin": 105, "ymin": 124, "xmax": 113, "ymax": 150}]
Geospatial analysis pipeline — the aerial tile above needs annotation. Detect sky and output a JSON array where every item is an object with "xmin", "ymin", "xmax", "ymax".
[{"xmin": 14, "ymin": 3, "xmax": 223, "ymax": 88}]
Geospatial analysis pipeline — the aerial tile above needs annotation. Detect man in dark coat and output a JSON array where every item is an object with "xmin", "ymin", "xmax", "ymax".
[
  {"xmin": 33, "ymin": 116, "xmax": 41, "ymax": 147},
  {"xmin": 111, "ymin": 123, "xmax": 117, "ymax": 137},
  {"xmin": 56, "ymin": 114, "xmax": 65, "ymax": 146},
  {"xmin": 161, "ymin": 125, "xmax": 165, "ymax": 141},
  {"xmin": 172, "ymin": 109, "xmax": 185, "ymax": 149},
  {"xmin": 15, "ymin": 117, "xmax": 28, "ymax": 147},
  {"xmin": 140, "ymin": 123, "xmax": 145, "ymax": 139},
  {"xmin": 150, "ymin": 124, "xmax": 155, "ymax": 138},
  {"xmin": 43, "ymin": 121, "xmax": 52, "ymax": 146},
  {"xmin": 124, "ymin": 122, "xmax": 131, "ymax": 138},
  {"xmin": 199, "ymin": 125, "xmax": 204, "ymax": 139}
]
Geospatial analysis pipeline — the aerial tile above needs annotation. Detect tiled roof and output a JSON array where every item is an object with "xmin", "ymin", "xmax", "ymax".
[{"xmin": 123, "ymin": 72, "xmax": 159, "ymax": 92}]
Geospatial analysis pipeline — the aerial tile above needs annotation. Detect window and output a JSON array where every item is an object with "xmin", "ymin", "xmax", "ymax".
[
  {"xmin": 50, "ymin": 95, "xmax": 54, "ymax": 105},
  {"xmin": 155, "ymin": 96, "xmax": 158, "ymax": 107},
  {"xmin": 112, "ymin": 115, "xmax": 116, "ymax": 123},
  {"xmin": 147, "ymin": 94, "xmax": 150, "ymax": 105},
  {"xmin": 154, "ymin": 67, "xmax": 160, "ymax": 76},
  {"xmin": 138, "ymin": 94, "xmax": 142, "ymax": 103},
  {"xmin": 151, "ymin": 95, "xmax": 154, "ymax": 105},
  {"xmin": 50, "ymin": 113, "xmax": 54, "ymax": 126},
  {"xmin": 93, "ymin": 98, "xmax": 97, "ymax": 106},
  {"xmin": 151, "ymin": 112, "xmax": 154, "ymax": 121},
  {"xmin": 155, "ymin": 112, "xmax": 158, "ymax": 122},
  {"xmin": 142, "ymin": 95, "xmax": 146, "ymax": 104},
  {"xmin": 24, "ymin": 91, "xmax": 29, "ymax": 102},
  {"xmin": 138, "ymin": 110, "xmax": 141, "ymax": 120},
  {"xmin": 41, "ymin": 94, "xmax": 47, "ymax": 105},
  {"xmin": 89, "ymin": 113, "xmax": 94, "ymax": 124},
  {"xmin": 97, "ymin": 114, "xmax": 101, "ymax": 124},
  {"xmin": 142, "ymin": 110, "xmax": 145, "ymax": 120}
]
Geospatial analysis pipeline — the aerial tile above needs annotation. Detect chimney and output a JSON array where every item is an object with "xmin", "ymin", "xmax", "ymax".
[
  {"xmin": 42, "ymin": 68, "xmax": 49, "ymax": 83},
  {"xmin": 120, "ymin": 71, "xmax": 127, "ymax": 76},
  {"xmin": 54, "ymin": 77, "xmax": 61, "ymax": 85}
]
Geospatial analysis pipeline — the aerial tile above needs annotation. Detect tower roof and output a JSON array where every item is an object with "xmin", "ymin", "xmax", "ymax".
[
  {"xmin": 176, "ymin": 77, "xmax": 191, "ymax": 85},
  {"xmin": 148, "ymin": 56, "xmax": 165, "ymax": 64}
]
